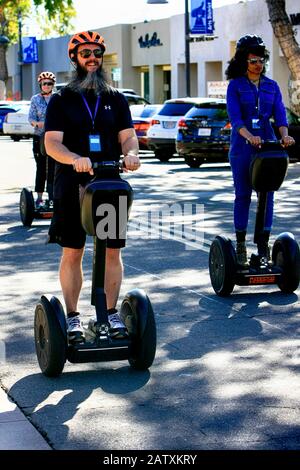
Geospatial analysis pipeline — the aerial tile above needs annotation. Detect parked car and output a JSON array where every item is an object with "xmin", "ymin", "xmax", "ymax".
[
  {"xmin": 123, "ymin": 92, "xmax": 150, "ymax": 106},
  {"xmin": 55, "ymin": 83, "xmax": 149, "ymax": 106},
  {"xmin": 0, "ymin": 102, "xmax": 29, "ymax": 134},
  {"xmin": 146, "ymin": 97, "xmax": 208, "ymax": 162},
  {"xmin": 3, "ymin": 104, "xmax": 34, "ymax": 141},
  {"xmin": 176, "ymin": 99, "xmax": 231, "ymax": 168},
  {"xmin": 131, "ymin": 104, "xmax": 163, "ymax": 150}
]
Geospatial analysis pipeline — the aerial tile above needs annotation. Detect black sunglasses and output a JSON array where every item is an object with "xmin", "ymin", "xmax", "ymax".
[
  {"xmin": 78, "ymin": 49, "xmax": 103, "ymax": 59},
  {"xmin": 247, "ymin": 58, "xmax": 265, "ymax": 65},
  {"xmin": 42, "ymin": 81, "xmax": 54, "ymax": 86}
]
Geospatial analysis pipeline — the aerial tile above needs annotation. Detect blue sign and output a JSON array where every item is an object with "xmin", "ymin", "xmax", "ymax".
[
  {"xmin": 22, "ymin": 37, "xmax": 38, "ymax": 63},
  {"xmin": 190, "ymin": 0, "xmax": 214, "ymax": 35}
]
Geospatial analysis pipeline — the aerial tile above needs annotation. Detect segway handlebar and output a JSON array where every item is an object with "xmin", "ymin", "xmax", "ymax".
[
  {"xmin": 247, "ymin": 139, "xmax": 294, "ymax": 148},
  {"xmin": 91, "ymin": 161, "xmax": 124, "ymax": 172},
  {"xmin": 92, "ymin": 161, "xmax": 123, "ymax": 170}
]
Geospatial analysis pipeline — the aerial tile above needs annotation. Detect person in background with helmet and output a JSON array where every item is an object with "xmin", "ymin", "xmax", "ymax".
[
  {"xmin": 44, "ymin": 31, "xmax": 140, "ymax": 343},
  {"xmin": 28, "ymin": 71, "xmax": 56, "ymax": 208},
  {"xmin": 225, "ymin": 34, "xmax": 295, "ymax": 266}
]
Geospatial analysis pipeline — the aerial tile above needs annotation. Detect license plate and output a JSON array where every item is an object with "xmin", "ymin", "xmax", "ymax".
[
  {"xmin": 163, "ymin": 121, "xmax": 176, "ymax": 129},
  {"xmin": 13, "ymin": 125, "xmax": 22, "ymax": 130},
  {"xmin": 198, "ymin": 128, "xmax": 211, "ymax": 136}
]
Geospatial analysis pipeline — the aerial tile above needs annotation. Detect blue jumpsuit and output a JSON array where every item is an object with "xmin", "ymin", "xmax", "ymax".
[{"xmin": 226, "ymin": 75, "xmax": 288, "ymax": 233}]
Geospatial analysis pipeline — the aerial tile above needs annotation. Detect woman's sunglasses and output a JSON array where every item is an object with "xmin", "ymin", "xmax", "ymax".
[
  {"xmin": 78, "ymin": 49, "xmax": 103, "ymax": 59},
  {"xmin": 42, "ymin": 82, "xmax": 54, "ymax": 86},
  {"xmin": 247, "ymin": 58, "xmax": 265, "ymax": 65}
]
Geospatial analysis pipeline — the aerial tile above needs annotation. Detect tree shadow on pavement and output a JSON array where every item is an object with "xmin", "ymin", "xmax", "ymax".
[{"xmin": 8, "ymin": 367, "xmax": 150, "ymax": 450}]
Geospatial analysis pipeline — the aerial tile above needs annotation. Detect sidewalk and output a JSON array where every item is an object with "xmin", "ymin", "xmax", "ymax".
[{"xmin": 0, "ymin": 387, "xmax": 51, "ymax": 450}]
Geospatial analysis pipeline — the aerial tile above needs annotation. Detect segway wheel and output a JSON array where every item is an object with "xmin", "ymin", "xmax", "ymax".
[
  {"xmin": 20, "ymin": 188, "xmax": 35, "ymax": 227},
  {"xmin": 272, "ymin": 232, "xmax": 300, "ymax": 293},
  {"xmin": 34, "ymin": 296, "xmax": 67, "ymax": 376},
  {"xmin": 120, "ymin": 289, "xmax": 156, "ymax": 370},
  {"xmin": 209, "ymin": 235, "xmax": 237, "ymax": 296}
]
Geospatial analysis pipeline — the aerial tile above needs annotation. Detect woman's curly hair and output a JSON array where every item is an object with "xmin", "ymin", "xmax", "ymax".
[{"xmin": 225, "ymin": 45, "xmax": 270, "ymax": 80}]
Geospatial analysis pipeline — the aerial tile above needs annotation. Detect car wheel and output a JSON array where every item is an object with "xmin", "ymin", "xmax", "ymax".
[
  {"xmin": 185, "ymin": 156, "xmax": 204, "ymax": 168},
  {"xmin": 154, "ymin": 151, "xmax": 172, "ymax": 162},
  {"xmin": 11, "ymin": 135, "xmax": 21, "ymax": 142}
]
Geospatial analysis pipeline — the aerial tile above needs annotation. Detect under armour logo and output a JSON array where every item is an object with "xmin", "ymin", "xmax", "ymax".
[{"xmin": 104, "ymin": 105, "xmax": 111, "ymax": 110}]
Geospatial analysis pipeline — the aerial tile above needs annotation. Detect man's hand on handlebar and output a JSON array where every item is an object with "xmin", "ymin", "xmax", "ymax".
[
  {"xmin": 123, "ymin": 154, "xmax": 141, "ymax": 172},
  {"xmin": 72, "ymin": 157, "xmax": 94, "ymax": 175}
]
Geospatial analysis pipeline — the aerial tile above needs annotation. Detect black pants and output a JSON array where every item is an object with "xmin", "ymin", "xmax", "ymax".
[{"xmin": 33, "ymin": 135, "xmax": 55, "ymax": 200}]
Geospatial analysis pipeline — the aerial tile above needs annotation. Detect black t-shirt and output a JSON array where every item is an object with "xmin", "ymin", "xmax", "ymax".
[{"xmin": 45, "ymin": 87, "xmax": 133, "ymax": 197}]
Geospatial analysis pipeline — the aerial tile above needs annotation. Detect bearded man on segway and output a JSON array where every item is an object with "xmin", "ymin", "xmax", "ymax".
[{"xmin": 44, "ymin": 31, "xmax": 140, "ymax": 343}]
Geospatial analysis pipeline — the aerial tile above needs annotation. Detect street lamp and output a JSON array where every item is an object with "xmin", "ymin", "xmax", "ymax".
[
  {"xmin": 17, "ymin": 10, "xmax": 23, "ymax": 100},
  {"xmin": 147, "ymin": 0, "xmax": 191, "ymax": 97}
]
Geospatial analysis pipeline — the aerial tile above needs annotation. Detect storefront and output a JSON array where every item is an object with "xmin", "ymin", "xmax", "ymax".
[{"xmin": 5, "ymin": 0, "xmax": 299, "ymax": 105}]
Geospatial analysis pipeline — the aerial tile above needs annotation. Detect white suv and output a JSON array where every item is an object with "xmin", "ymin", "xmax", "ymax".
[{"xmin": 147, "ymin": 97, "xmax": 205, "ymax": 162}]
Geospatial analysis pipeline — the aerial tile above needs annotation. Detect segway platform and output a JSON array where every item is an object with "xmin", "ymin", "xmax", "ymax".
[
  {"xmin": 20, "ymin": 188, "xmax": 53, "ymax": 227},
  {"xmin": 34, "ymin": 161, "xmax": 157, "ymax": 377},
  {"xmin": 209, "ymin": 141, "xmax": 300, "ymax": 296}
]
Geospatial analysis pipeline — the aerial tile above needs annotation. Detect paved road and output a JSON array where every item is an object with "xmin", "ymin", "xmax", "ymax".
[{"xmin": 0, "ymin": 136, "xmax": 300, "ymax": 450}]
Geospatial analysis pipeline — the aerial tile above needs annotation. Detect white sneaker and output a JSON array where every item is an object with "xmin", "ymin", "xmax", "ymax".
[
  {"xmin": 108, "ymin": 312, "xmax": 128, "ymax": 339},
  {"xmin": 67, "ymin": 314, "xmax": 85, "ymax": 343}
]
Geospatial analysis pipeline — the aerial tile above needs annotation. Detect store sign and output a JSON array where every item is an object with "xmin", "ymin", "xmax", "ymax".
[
  {"xmin": 190, "ymin": 0, "xmax": 214, "ymax": 35},
  {"xmin": 138, "ymin": 32, "xmax": 163, "ymax": 48},
  {"xmin": 207, "ymin": 81, "xmax": 228, "ymax": 98},
  {"xmin": 22, "ymin": 37, "xmax": 38, "ymax": 63}
]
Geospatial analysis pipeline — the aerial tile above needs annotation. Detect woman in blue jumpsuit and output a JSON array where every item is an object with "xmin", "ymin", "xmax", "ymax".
[{"xmin": 226, "ymin": 35, "xmax": 295, "ymax": 265}]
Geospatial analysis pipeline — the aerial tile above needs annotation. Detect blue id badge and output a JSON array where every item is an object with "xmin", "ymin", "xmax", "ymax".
[
  {"xmin": 252, "ymin": 118, "xmax": 261, "ymax": 129},
  {"xmin": 89, "ymin": 134, "xmax": 101, "ymax": 152}
]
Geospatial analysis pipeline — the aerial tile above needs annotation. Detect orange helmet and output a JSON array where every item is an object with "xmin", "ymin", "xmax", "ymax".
[
  {"xmin": 68, "ymin": 31, "xmax": 106, "ymax": 62},
  {"xmin": 38, "ymin": 71, "xmax": 56, "ymax": 83}
]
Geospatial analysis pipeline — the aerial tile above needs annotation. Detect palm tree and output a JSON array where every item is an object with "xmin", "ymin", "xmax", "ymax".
[{"xmin": 266, "ymin": 0, "xmax": 300, "ymax": 116}]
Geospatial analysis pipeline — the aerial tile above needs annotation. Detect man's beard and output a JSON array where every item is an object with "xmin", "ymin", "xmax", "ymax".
[{"xmin": 67, "ymin": 64, "xmax": 111, "ymax": 95}]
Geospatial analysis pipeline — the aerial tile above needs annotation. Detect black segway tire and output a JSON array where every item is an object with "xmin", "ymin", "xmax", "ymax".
[
  {"xmin": 34, "ymin": 295, "xmax": 67, "ymax": 376},
  {"xmin": 209, "ymin": 235, "xmax": 237, "ymax": 296},
  {"xmin": 120, "ymin": 289, "xmax": 156, "ymax": 370},
  {"xmin": 20, "ymin": 188, "xmax": 35, "ymax": 227},
  {"xmin": 272, "ymin": 232, "xmax": 300, "ymax": 293}
]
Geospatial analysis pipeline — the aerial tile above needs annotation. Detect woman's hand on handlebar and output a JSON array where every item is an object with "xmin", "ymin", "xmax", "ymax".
[
  {"xmin": 247, "ymin": 135, "xmax": 262, "ymax": 148},
  {"xmin": 281, "ymin": 135, "xmax": 295, "ymax": 148},
  {"xmin": 72, "ymin": 157, "xmax": 94, "ymax": 175},
  {"xmin": 123, "ymin": 154, "xmax": 141, "ymax": 172}
]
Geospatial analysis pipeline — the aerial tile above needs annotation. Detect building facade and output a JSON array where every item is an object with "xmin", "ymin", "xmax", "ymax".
[{"xmin": 6, "ymin": 0, "xmax": 300, "ymax": 105}]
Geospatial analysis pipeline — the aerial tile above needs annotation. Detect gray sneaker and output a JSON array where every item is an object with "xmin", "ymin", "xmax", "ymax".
[
  {"xmin": 236, "ymin": 241, "xmax": 248, "ymax": 266},
  {"xmin": 108, "ymin": 312, "xmax": 128, "ymax": 339},
  {"xmin": 67, "ymin": 314, "xmax": 85, "ymax": 343}
]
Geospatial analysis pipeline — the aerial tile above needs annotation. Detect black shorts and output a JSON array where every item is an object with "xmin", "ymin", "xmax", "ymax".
[{"xmin": 47, "ymin": 187, "xmax": 127, "ymax": 249}]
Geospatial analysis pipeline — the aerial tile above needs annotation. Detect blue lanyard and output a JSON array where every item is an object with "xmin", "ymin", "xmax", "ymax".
[{"xmin": 81, "ymin": 95, "xmax": 100, "ymax": 131}]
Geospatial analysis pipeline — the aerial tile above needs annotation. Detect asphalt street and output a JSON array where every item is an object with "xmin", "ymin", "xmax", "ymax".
[{"xmin": 0, "ymin": 136, "xmax": 300, "ymax": 451}]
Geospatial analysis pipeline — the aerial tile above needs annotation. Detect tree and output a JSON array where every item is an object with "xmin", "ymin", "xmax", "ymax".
[
  {"xmin": 266, "ymin": 0, "xmax": 300, "ymax": 116},
  {"xmin": 0, "ymin": 0, "xmax": 75, "ymax": 99}
]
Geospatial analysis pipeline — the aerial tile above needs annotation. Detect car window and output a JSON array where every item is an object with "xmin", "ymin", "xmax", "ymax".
[
  {"xmin": 158, "ymin": 103, "xmax": 194, "ymax": 116},
  {"xmin": 186, "ymin": 104, "xmax": 228, "ymax": 120},
  {"xmin": 0, "ymin": 107, "xmax": 19, "ymax": 113},
  {"xmin": 140, "ymin": 106, "xmax": 161, "ymax": 118},
  {"xmin": 126, "ymin": 96, "xmax": 149, "ymax": 106}
]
